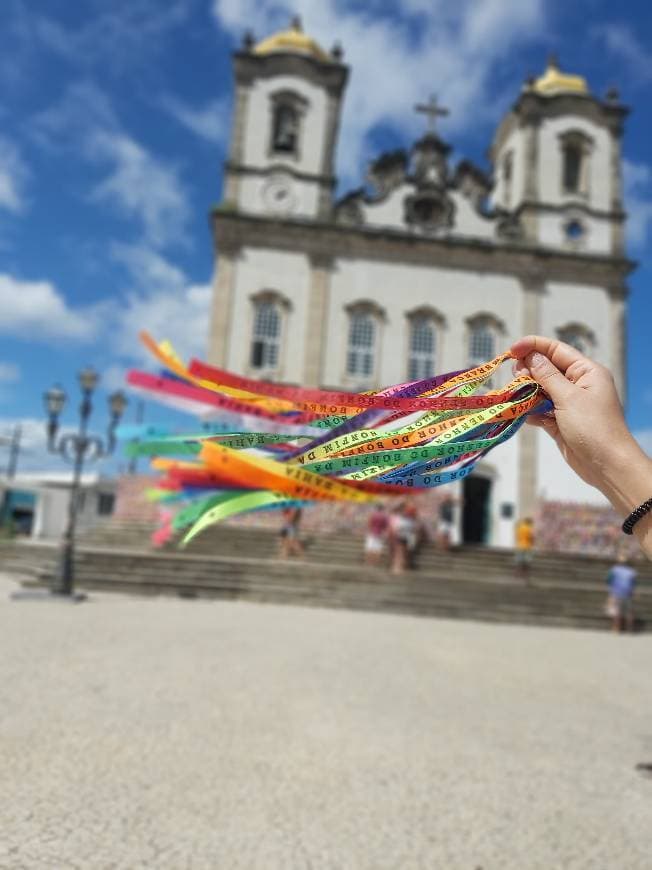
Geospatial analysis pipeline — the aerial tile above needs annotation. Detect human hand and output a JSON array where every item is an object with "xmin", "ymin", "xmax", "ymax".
[{"xmin": 510, "ymin": 335, "xmax": 650, "ymax": 509}]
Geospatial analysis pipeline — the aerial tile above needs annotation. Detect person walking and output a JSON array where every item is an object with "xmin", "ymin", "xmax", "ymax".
[
  {"xmin": 279, "ymin": 506, "xmax": 304, "ymax": 559},
  {"xmin": 388, "ymin": 502, "xmax": 417, "ymax": 575},
  {"xmin": 364, "ymin": 504, "xmax": 388, "ymax": 567},
  {"xmin": 605, "ymin": 550, "xmax": 637, "ymax": 633},
  {"xmin": 514, "ymin": 516, "xmax": 535, "ymax": 583}
]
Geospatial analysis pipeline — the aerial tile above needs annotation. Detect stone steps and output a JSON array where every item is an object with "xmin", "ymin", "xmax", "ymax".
[
  {"xmin": 5, "ymin": 532, "xmax": 650, "ymax": 632},
  {"xmin": 77, "ymin": 522, "xmax": 652, "ymax": 587},
  {"xmin": 20, "ymin": 546, "xmax": 651, "ymax": 632}
]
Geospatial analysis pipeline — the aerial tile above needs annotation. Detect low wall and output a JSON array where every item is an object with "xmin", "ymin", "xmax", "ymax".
[
  {"xmin": 115, "ymin": 477, "xmax": 638, "ymax": 557},
  {"xmin": 536, "ymin": 500, "xmax": 639, "ymax": 558},
  {"xmin": 114, "ymin": 475, "xmax": 449, "ymax": 538}
]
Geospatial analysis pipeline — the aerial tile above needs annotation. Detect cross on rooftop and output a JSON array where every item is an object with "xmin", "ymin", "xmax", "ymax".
[{"xmin": 414, "ymin": 94, "xmax": 449, "ymax": 133}]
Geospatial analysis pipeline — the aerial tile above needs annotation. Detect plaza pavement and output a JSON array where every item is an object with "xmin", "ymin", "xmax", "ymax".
[{"xmin": 1, "ymin": 570, "xmax": 651, "ymax": 870}]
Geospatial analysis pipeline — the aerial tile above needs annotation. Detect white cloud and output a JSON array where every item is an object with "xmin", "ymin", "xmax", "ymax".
[
  {"xmin": 0, "ymin": 273, "xmax": 99, "ymax": 342},
  {"xmin": 160, "ymin": 95, "xmax": 230, "ymax": 145},
  {"xmin": 32, "ymin": 80, "xmax": 119, "ymax": 149},
  {"xmin": 32, "ymin": 81, "xmax": 191, "ymax": 248},
  {"xmin": 0, "ymin": 362, "xmax": 20, "ymax": 383},
  {"xmin": 32, "ymin": 1, "xmax": 192, "ymax": 77},
  {"xmin": 0, "ymin": 418, "xmax": 49, "ymax": 474},
  {"xmin": 89, "ymin": 130, "xmax": 190, "ymax": 248},
  {"xmin": 111, "ymin": 241, "xmax": 187, "ymax": 290},
  {"xmin": 0, "ymin": 136, "xmax": 29, "ymax": 213},
  {"xmin": 594, "ymin": 24, "xmax": 652, "ymax": 84},
  {"xmin": 212, "ymin": 0, "xmax": 546, "ymax": 181},
  {"xmin": 623, "ymin": 159, "xmax": 652, "ymax": 249},
  {"xmin": 117, "ymin": 283, "xmax": 212, "ymax": 364},
  {"xmin": 0, "ymin": 418, "xmax": 45, "ymax": 454},
  {"xmin": 110, "ymin": 243, "xmax": 211, "ymax": 363},
  {"xmin": 0, "ymin": 417, "xmax": 101, "ymax": 475},
  {"xmin": 102, "ymin": 364, "xmax": 130, "ymax": 392}
]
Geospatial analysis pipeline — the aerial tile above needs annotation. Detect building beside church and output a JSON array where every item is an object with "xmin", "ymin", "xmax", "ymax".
[{"xmin": 207, "ymin": 19, "xmax": 633, "ymax": 547}]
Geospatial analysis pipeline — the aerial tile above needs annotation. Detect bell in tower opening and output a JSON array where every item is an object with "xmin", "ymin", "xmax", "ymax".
[{"xmin": 272, "ymin": 104, "xmax": 299, "ymax": 154}]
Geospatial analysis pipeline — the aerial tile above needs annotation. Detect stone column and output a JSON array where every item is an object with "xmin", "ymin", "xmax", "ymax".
[
  {"xmin": 317, "ymin": 92, "xmax": 341, "ymax": 218},
  {"xmin": 223, "ymin": 85, "xmax": 250, "ymax": 203},
  {"xmin": 609, "ymin": 288, "xmax": 628, "ymax": 404},
  {"xmin": 207, "ymin": 246, "xmax": 239, "ymax": 367},
  {"xmin": 609, "ymin": 130, "xmax": 625, "ymax": 255},
  {"xmin": 521, "ymin": 117, "xmax": 540, "ymax": 241},
  {"xmin": 302, "ymin": 254, "xmax": 333, "ymax": 387},
  {"xmin": 517, "ymin": 269, "xmax": 544, "ymax": 518}
]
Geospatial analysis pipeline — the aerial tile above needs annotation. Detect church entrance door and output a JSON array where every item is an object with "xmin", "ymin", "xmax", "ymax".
[{"xmin": 461, "ymin": 476, "xmax": 491, "ymax": 544}]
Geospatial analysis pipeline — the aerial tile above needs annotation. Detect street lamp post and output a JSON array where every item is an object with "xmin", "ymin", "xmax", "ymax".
[{"xmin": 44, "ymin": 368, "xmax": 127, "ymax": 597}]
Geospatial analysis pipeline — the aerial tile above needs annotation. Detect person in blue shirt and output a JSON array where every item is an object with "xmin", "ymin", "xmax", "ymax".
[{"xmin": 606, "ymin": 552, "xmax": 637, "ymax": 633}]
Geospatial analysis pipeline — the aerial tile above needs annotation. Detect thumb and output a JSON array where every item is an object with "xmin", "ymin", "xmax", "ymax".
[{"xmin": 524, "ymin": 351, "xmax": 575, "ymax": 405}]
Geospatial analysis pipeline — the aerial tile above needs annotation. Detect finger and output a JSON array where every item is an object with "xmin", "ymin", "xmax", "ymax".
[
  {"xmin": 523, "ymin": 351, "xmax": 575, "ymax": 405},
  {"xmin": 526, "ymin": 413, "xmax": 560, "ymax": 442},
  {"xmin": 510, "ymin": 335, "xmax": 590, "ymax": 375},
  {"xmin": 511, "ymin": 360, "xmax": 529, "ymax": 378}
]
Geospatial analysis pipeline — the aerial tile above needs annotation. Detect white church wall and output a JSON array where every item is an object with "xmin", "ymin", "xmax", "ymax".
[
  {"xmin": 536, "ymin": 429, "xmax": 609, "ymax": 505},
  {"xmin": 540, "ymin": 281, "xmax": 612, "ymax": 366},
  {"xmin": 243, "ymin": 76, "xmax": 328, "ymax": 177},
  {"xmin": 238, "ymin": 174, "xmax": 321, "ymax": 218},
  {"xmin": 325, "ymin": 259, "xmax": 523, "ymax": 388},
  {"xmin": 448, "ymin": 193, "xmax": 495, "ymax": 239},
  {"xmin": 538, "ymin": 116, "xmax": 611, "ymax": 211},
  {"xmin": 491, "ymin": 127, "xmax": 526, "ymax": 209},
  {"xmin": 476, "ymin": 435, "xmax": 520, "ymax": 546},
  {"xmin": 227, "ymin": 247, "xmax": 311, "ymax": 380},
  {"xmin": 538, "ymin": 213, "xmax": 612, "ymax": 253},
  {"xmin": 360, "ymin": 184, "xmax": 410, "ymax": 228},
  {"xmin": 360, "ymin": 187, "xmax": 494, "ymax": 239},
  {"xmin": 537, "ymin": 277, "xmax": 618, "ymax": 505}
]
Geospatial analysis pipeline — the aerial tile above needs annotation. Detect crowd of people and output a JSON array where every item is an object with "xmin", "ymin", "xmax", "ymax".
[
  {"xmin": 364, "ymin": 502, "xmax": 426, "ymax": 574},
  {"xmin": 535, "ymin": 501, "xmax": 641, "ymax": 558}
]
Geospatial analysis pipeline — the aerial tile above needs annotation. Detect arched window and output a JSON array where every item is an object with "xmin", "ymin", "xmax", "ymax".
[
  {"xmin": 406, "ymin": 308, "xmax": 444, "ymax": 381},
  {"xmin": 409, "ymin": 320, "xmax": 436, "ymax": 380},
  {"xmin": 503, "ymin": 150, "xmax": 513, "ymax": 209},
  {"xmin": 466, "ymin": 314, "xmax": 505, "ymax": 372},
  {"xmin": 347, "ymin": 312, "xmax": 375, "ymax": 378},
  {"xmin": 557, "ymin": 323, "xmax": 595, "ymax": 356},
  {"xmin": 562, "ymin": 143, "xmax": 582, "ymax": 193},
  {"xmin": 345, "ymin": 302, "xmax": 385, "ymax": 383},
  {"xmin": 469, "ymin": 321, "xmax": 495, "ymax": 365},
  {"xmin": 269, "ymin": 90, "xmax": 307, "ymax": 157},
  {"xmin": 249, "ymin": 291, "xmax": 290, "ymax": 375},
  {"xmin": 559, "ymin": 131, "xmax": 592, "ymax": 197},
  {"xmin": 272, "ymin": 105, "xmax": 298, "ymax": 154}
]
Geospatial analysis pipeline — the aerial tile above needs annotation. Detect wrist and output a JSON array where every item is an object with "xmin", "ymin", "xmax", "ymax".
[{"xmin": 599, "ymin": 437, "xmax": 652, "ymax": 517}]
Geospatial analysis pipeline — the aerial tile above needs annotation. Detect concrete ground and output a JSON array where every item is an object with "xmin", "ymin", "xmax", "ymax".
[{"xmin": 1, "ymin": 571, "xmax": 651, "ymax": 870}]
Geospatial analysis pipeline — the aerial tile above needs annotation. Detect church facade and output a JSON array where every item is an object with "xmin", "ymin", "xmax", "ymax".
[{"xmin": 207, "ymin": 20, "xmax": 633, "ymax": 547}]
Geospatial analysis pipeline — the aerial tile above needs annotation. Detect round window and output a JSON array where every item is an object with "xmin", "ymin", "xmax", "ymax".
[{"xmin": 565, "ymin": 220, "xmax": 584, "ymax": 241}]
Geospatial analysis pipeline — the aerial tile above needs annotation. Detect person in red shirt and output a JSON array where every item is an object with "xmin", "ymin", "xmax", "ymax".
[{"xmin": 365, "ymin": 504, "xmax": 388, "ymax": 566}]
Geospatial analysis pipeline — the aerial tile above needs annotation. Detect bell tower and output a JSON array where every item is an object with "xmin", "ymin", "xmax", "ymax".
[
  {"xmin": 223, "ymin": 17, "xmax": 349, "ymax": 221},
  {"xmin": 490, "ymin": 56, "xmax": 628, "ymax": 255}
]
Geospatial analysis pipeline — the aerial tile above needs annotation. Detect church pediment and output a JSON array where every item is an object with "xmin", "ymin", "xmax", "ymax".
[{"xmin": 334, "ymin": 166, "xmax": 501, "ymax": 242}]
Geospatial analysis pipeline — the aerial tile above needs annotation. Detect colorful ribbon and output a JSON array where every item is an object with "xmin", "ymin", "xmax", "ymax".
[{"xmin": 122, "ymin": 332, "xmax": 546, "ymax": 547}]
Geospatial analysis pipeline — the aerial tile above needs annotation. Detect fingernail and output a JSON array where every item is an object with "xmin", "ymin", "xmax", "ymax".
[{"xmin": 526, "ymin": 352, "xmax": 546, "ymax": 368}]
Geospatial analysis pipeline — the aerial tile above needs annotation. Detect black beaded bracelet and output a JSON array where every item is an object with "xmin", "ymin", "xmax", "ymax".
[{"xmin": 622, "ymin": 497, "xmax": 652, "ymax": 535}]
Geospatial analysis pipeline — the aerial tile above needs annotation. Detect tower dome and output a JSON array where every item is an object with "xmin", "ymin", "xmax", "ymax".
[
  {"xmin": 254, "ymin": 16, "xmax": 331, "ymax": 62},
  {"xmin": 530, "ymin": 55, "xmax": 589, "ymax": 97}
]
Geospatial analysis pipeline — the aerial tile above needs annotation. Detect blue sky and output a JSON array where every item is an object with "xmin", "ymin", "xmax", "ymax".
[{"xmin": 1, "ymin": 0, "xmax": 652, "ymax": 474}]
